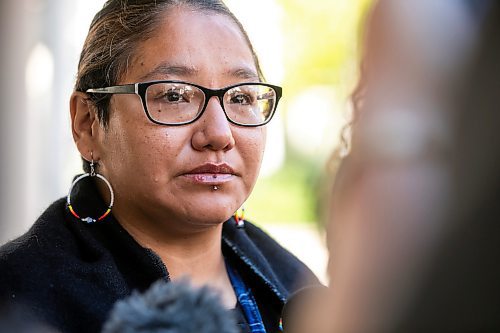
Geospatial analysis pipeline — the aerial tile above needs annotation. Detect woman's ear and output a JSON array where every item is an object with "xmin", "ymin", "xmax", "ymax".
[{"xmin": 70, "ymin": 91, "xmax": 103, "ymax": 161}]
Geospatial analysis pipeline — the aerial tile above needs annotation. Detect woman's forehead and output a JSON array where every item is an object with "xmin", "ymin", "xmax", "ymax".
[{"xmin": 122, "ymin": 7, "xmax": 257, "ymax": 83}]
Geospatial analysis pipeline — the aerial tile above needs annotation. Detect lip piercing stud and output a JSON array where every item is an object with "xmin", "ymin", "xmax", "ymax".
[{"xmin": 213, "ymin": 185, "xmax": 219, "ymax": 191}]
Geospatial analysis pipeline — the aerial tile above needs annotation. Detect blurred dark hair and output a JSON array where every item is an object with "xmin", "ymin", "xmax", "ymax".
[{"xmin": 75, "ymin": 0, "xmax": 263, "ymax": 172}]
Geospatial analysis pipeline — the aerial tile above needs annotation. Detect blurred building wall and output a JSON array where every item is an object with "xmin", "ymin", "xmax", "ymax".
[
  {"xmin": 0, "ymin": 1, "xmax": 100, "ymax": 244},
  {"xmin": 1, "ymin": 1, "xmax": 37, "ymax": 244}
]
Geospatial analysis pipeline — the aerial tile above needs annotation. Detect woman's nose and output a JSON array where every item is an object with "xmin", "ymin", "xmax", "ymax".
[{"xmin": 191, "ymin": 97, "xmax": 235, "ymax": 152}]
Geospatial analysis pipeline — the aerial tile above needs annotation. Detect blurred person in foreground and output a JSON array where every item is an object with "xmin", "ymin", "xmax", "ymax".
[
  {"xmin": 393, "ymin": 1, "xmax": 500, "ymax": 330},
  {"xmin": 279, "ymin": 0, "xmax": 494, "ymax": 332},
  {"xmin": 0, "ymin": 1, "xmax": 318, "ymax": 332},
  {"xmin": 324, "ymin": 0, "xmax": 497, "ymax": 332}
]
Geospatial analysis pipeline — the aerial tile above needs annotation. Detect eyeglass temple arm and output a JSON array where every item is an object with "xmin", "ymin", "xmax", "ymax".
[{"xmin": 86, "ymin": 84, "xmax": 137, "ymax": 94}]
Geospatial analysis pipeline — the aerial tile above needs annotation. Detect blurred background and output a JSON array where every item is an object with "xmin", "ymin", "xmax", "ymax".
[{"xmin": 0, "ymin": 0, "xmax": 372, "ymax": 283}]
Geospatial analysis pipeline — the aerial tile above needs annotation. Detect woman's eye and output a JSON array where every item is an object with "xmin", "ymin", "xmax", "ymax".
[
  {"xmin": 161, "ymin": 90, "xmax": 186, "ymax": 103},
  {"xmin": 157, "ymin": 88, "xmax": 191, "ymax": 103},
  {"xmin": 165, "ymin": 91, "xmax": 182, "ymax": 102},
  {"xmin": 230, "ymin": 93, "xmax": 252, "ymax": 105}
]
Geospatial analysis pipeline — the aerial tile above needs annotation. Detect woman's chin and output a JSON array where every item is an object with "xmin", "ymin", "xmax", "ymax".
[
  {"xmin": 176, "ymin": 187, "xmax": 243, "ymax": 218},
  {"xmin": 182, "ymin": 203, "xmax": 237, "ymax": 227}
]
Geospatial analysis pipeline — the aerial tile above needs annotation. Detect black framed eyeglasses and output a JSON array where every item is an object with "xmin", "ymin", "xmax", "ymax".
[{"xmin": 86, "ymin": 80, "xmax": 282, "ymax": 127}]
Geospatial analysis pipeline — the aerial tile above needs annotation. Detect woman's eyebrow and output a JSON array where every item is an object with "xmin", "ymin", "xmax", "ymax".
[
  {"xmin": 138, "ymin": 62, "xmax": 259, "ymax": 81},
  {"xmin": 139, "ymin": 63, "xmax": 199, "ymax": 81},
  {"xmin": 229, "ymin": 67, "xmax": 259, "ymax": 80}
]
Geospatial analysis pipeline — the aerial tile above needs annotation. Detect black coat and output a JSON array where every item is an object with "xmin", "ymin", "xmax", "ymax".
[{"xmin": 0, "ymin": 177, "xmax": 318, "ymax": 333}]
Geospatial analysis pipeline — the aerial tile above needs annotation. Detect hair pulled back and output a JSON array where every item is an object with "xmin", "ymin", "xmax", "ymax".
[{"xmin": 75, "ymin": 0, "xmax": 262, "ymax": 171}]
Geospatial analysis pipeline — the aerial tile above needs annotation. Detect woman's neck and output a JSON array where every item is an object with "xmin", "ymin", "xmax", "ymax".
[{"xmin": 116, "ymin": 212, "xmax": 237, "ymax": 308}]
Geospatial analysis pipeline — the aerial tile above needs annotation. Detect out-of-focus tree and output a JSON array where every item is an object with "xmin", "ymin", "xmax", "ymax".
[
  {"xmin": 279, "ymin": 0, "xmax": 372, "ymax": 98},
  {"xmin": 227, "ymin": 0, "xmax": 373, "ymax": 224}
]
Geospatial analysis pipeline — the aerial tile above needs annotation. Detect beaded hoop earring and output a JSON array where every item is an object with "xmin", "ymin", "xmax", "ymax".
[
  {"xmin": 233, "ymin": 207, "xmax": 245, "ymax": 228},
  {"xmin": 67, "ymin": 157, "xmax": 114, "ymax": 224}
]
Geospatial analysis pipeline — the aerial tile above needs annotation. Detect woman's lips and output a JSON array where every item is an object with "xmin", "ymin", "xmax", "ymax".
[
  {"xmin": 181, "ymin": 163, "xmax": 236, "ymax": 185},
  {"xmin": 182, "ymin": 173, "xmax": 235, "ymax": 184}
]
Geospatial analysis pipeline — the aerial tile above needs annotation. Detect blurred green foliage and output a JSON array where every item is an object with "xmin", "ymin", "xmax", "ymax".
[
  {"xmin": 279, "ymin": 0, "xmax": 372, "ymax": 97},
  {"xmin": 246, "ymin": 154, "xmax": 321, "ymax": 224},
  {"xmin": 245, "ymin": 0, "xmax": 372, "ymax": 226}
]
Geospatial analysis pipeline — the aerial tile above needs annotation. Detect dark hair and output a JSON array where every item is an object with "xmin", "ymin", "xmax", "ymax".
[{"xmin": 75, "ymin": 0, "xmax": 263, "ymax": 172}]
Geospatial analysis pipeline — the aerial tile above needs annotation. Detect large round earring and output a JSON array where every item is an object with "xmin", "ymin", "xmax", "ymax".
[{"xmin": 66, "ymin": 156, "xmax": 114, "ymax": 224}]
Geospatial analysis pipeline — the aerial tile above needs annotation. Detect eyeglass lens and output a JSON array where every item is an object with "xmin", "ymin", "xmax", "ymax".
[{"xmin": 145, "ymin": 83, "xmax": 276, "ymax": 125}]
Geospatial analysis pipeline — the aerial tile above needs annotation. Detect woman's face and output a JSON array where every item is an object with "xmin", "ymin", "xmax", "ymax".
[{"xmin": 93, "ymin": 7, "xmax": 266, "ymax": 231}]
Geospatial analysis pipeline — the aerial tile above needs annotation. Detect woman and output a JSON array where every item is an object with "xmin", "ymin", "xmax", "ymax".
[{"xmin": 0, "ymin": 1, "xmax": 318, "ymax": 332}]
